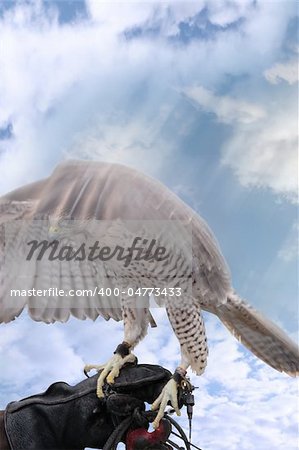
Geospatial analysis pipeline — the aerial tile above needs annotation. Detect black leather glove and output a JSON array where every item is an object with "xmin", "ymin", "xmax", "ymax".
[{"xmin": 4, "ymin": 363, "xmax": 171, "ymax": 450}]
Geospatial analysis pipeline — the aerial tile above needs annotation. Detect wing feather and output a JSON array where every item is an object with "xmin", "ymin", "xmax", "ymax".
[{"xmin": 0, "ymin": 161, "xmax": 229, "ymax": 324}]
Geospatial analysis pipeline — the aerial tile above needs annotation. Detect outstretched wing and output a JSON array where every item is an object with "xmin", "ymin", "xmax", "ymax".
[{"xmin": 0, "ymin": 161, "xmax": 194, "ymax": 325}]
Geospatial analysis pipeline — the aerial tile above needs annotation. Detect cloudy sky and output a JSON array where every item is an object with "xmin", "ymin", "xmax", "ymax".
[{"xmin": 0, "ymin": 1, "xmax": 298, "ymax": 449}]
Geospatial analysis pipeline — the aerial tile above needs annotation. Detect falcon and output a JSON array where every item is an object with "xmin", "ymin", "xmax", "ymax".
[{"xmin": 0, "ymin": 160, "xmax": 298, "ymax": 428}]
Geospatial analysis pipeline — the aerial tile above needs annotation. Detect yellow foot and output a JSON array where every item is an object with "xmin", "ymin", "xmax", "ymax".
[
  {"xmin": 84, "ymin": 353, "xmax": 136, "ymax": 398},
  {"xmin": 151, "ymin": 378, "xmax": 181, "ymax": 429}
]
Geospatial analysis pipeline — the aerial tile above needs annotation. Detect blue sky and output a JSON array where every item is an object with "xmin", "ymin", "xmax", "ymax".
[{"xmin": 0, "ymin": 1, "xmax": 298, "ymax": 449}]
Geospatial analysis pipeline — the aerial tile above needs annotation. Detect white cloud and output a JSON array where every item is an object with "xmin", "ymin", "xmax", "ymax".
[
  {"xmin": 0, "ymin": 312, "xmax": 126, "ymax": 406},
  {"xmin": 64, "ymin": 102, "xmax": 175, "ymax": 176},
  {"xmin": 221, "ymin": 106, "xmax": 298, "ymax": 202},
  {"xmin": 0, "ymin": 316, "xmax": 84, "ymax": 404},
  {"xmin": 183, "ymin": 85, "xmax": 266, "ymax": 124},
  {"xmin": 1, "ymin": 1, "xmax": 204, "ymax": 192},
  {"xmin": 86, "ymin": 0, "xmax": 204, "ymax": 36},
  {"xmin": 0, "ymin": 0, "xmax": 296, "ymax": 195},
  {"xmin": 182, "ymin": 83, "xmax": 297, "ymax": 202},
  {"xmin": 264, "ymin": 59, "xmax": 298, "ymax": 85},
  {"xmin": 208, "ymin": 0, "xmax": 253, "ymax": 26}
]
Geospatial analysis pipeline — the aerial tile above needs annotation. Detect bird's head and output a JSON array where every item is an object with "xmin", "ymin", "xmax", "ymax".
[
  {"xmin": 48, "ymin": 217, "xmax": 75, "ymax": 239},
  {"xmin": 47, "ymin": 217, "xmax": 94, "ymax": 247}
]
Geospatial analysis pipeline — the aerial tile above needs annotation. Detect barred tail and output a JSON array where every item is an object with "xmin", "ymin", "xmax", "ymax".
[{"xmin": 215, "ymin": 293, "xmax": 299, "ymax": 377}]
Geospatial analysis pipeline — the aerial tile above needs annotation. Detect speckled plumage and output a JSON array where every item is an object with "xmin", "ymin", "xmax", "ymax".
[{"xmin": 0, "ymin": 160, "xmax": 298, "ymax": 379}]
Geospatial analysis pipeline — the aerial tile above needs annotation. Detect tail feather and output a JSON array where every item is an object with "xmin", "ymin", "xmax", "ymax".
[{"xmin": 214, "ymin": 293, "xmax": 299, "ymax": 377}]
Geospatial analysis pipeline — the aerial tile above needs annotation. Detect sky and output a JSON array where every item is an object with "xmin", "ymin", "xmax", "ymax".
[{"xmin": 0, "ymin": 1, "xmax": 298, "ymax": 449}]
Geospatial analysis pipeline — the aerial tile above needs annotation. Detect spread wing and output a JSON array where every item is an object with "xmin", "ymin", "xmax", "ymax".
[{"xmin": 0, "ymin": 160, "xmax": 201, "ymax": 324}]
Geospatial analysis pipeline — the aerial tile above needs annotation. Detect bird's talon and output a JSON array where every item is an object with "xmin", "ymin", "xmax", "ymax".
[
  {"xmin": 96, "ymin": 387, "xmax": 104, "ymax": 398},
  {"xmin": 90, "ymin": 351, "xmax": 137, "ymax": 399},
  {"xmin": 106, "ymin": 373, "xmax": 116, "ymax": 384},
  {"xmin": 152, "ymin": 420, "xmax": 159, "ymax": 430},
  {"xmin": 151, "ymin": 378, "xmax": 180, "ymax": 429},
  {"xmin": 84, "ymin": 364, "xmax": 103, "ymax": 375},
  {"xmin": 84, "ymin": 365, "xmax": 93, "ymax": 377}
]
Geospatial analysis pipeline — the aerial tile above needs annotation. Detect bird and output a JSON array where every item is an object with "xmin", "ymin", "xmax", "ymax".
[{"xmin": 0, "ymin": 160, "xmax": 298, "ymax": 428}]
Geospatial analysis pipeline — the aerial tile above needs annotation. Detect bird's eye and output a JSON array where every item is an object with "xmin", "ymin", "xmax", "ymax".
[{"xmin": 49, "ymin": 225, "xmax": 59, "ymax": 233}]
